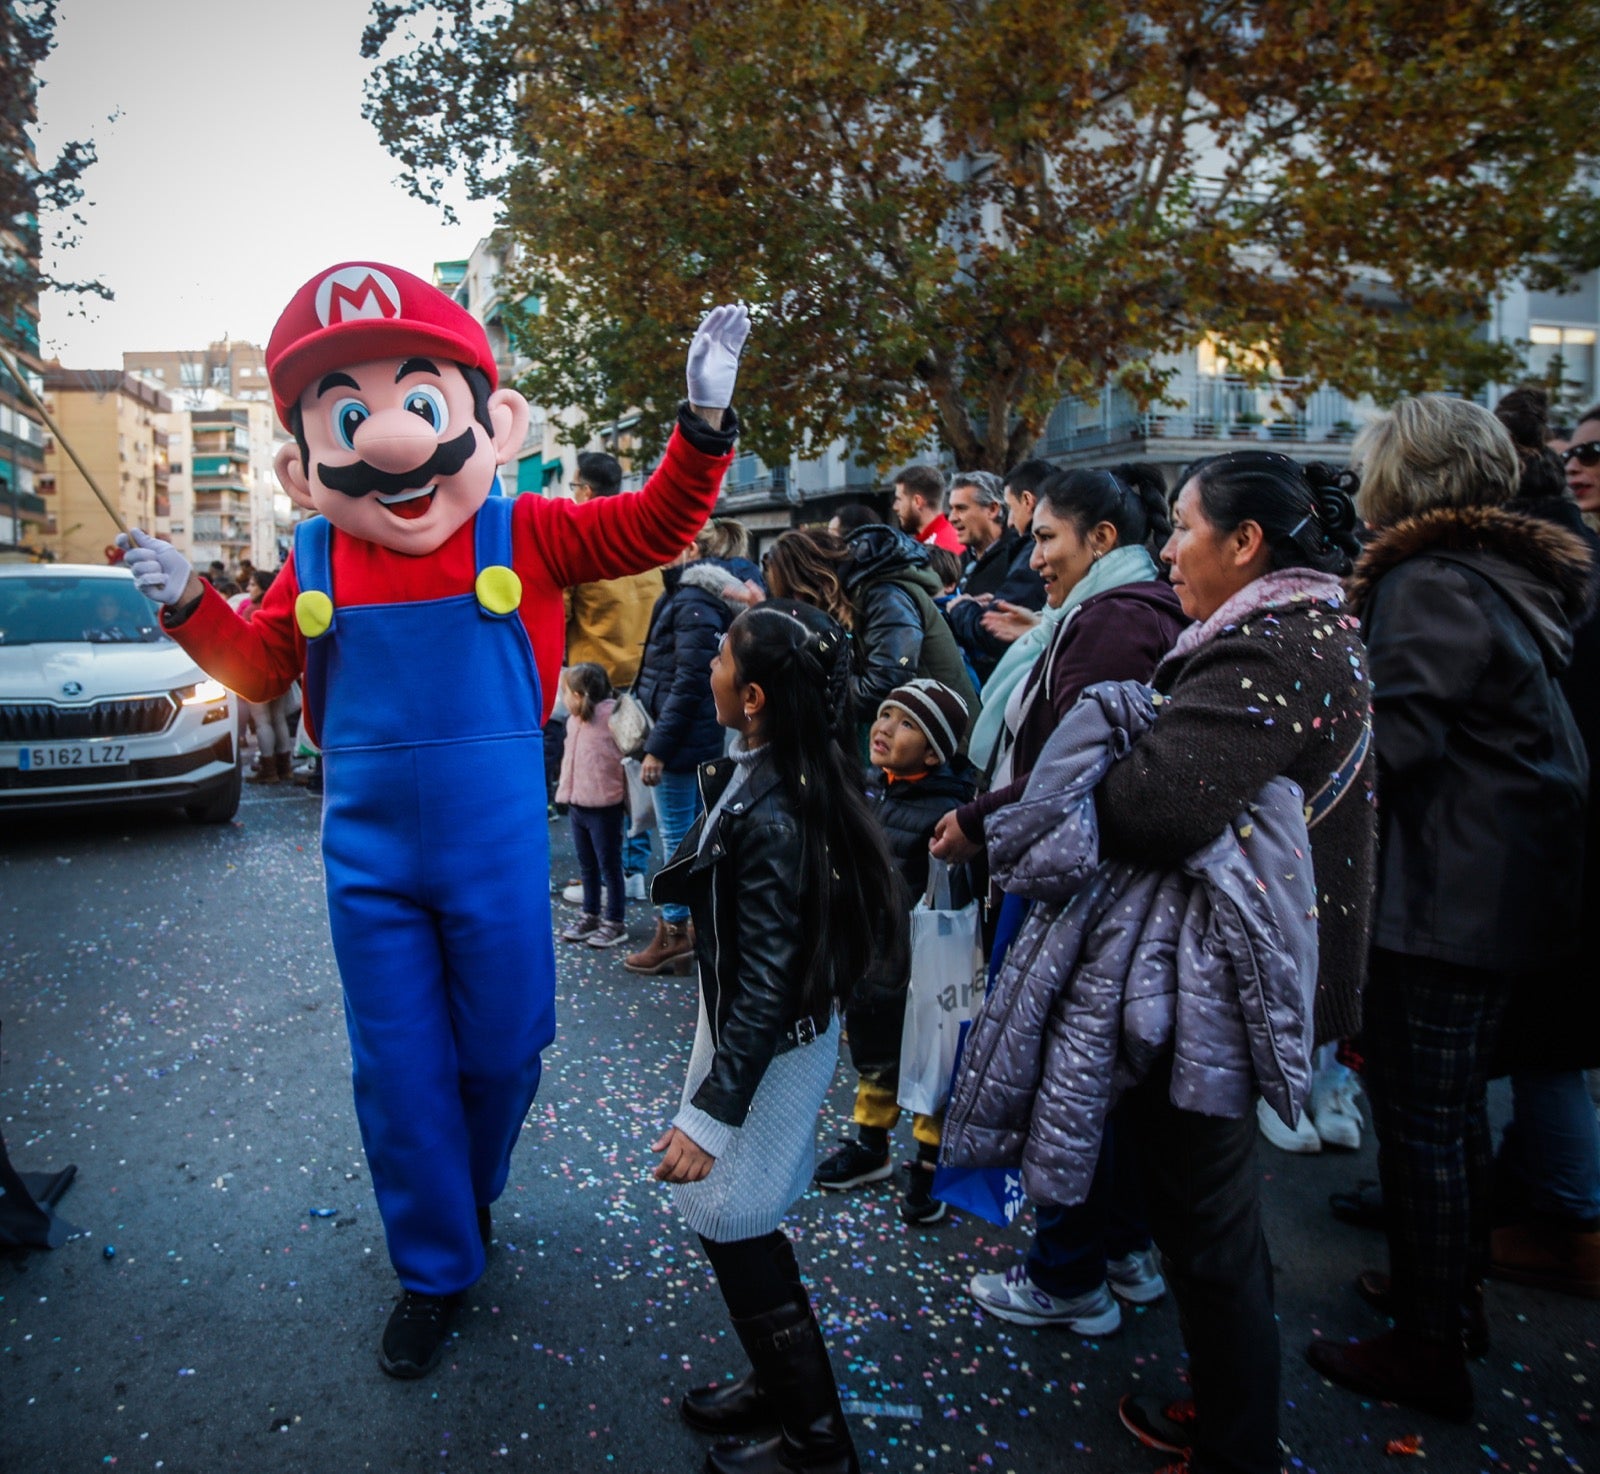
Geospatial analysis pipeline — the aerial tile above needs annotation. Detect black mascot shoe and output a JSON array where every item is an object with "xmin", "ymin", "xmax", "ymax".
[{"xmin": 379, "ymin": 1290, "xmax": 463, "ymax": 1380}]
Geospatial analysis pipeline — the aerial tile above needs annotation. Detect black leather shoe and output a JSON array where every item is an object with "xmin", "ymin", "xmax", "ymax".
[
  {"xmin": 681, "ymin": 1371, "xmax": 779, "ymax": 1435},
  {"xmin": 1329, "ymin": 1179, "xmax": 1387, "ymax": 1231},
  {"xmin": 379, "ymin": 1290, "xmax": 463, "ymax": 1379},
  {"xmin": 477, "ymin": 1205, "xmax": 492, "ymax": 1247}
]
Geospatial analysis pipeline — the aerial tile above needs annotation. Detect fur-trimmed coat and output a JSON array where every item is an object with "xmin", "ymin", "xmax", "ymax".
[{"xmin": 1347, "ymin": 504, "xmax": 1594, "ymax": 976}]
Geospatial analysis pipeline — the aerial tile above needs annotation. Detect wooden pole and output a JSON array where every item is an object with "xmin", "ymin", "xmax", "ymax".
[{"xmin": 0, "ymin": 343, "xmax": 128, "ymax": 535}]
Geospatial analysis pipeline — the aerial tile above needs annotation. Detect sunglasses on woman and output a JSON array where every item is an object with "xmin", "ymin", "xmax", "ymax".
[{"xmin": 1561, "ymin": 440, "xmax": 1600, "ymax": 468}]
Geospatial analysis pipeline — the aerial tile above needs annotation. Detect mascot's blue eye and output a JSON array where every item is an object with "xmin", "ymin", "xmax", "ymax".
[
  {"xmin": 402, "ymin": 387, "xmax": 449, "ymax": 433},
  {"xmin": 332, "ymin": 398, "xmax": 369, "ymax": 451}
]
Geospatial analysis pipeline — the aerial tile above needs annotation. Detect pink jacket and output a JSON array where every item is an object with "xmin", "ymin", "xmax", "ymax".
[{"xmin": 556, "ymin": 699, "xmax": 627, "ymax": 808}]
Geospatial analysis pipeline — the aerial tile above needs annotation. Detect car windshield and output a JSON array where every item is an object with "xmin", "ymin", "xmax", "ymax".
[{"xmin": 0, "ymin": 576, "xmax": 169, "ymax": 646}]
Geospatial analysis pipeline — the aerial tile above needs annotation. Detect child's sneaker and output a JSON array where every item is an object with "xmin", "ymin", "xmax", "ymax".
[
  {"xmin": 967, "ymin": 1265, "xmax": 1123, "ymax": 1333},
  {"xmin": 1106, "ymin": 1248, "xmax": 1167, "ymax": 1305},
  {"xmin": 560, "ymin": 913, "xmax": 601, "ymax": 943},
  {"xmin": 814, "ymin": 1137, "xmax": 893, "ymax": 1191},
  {"xmin": 899, "ymin": 1162, "xmax": 946, "ymax": 1225},
  {"xmin": 585, "ymin": 919, "xmax": 628, "ymax": 949}
]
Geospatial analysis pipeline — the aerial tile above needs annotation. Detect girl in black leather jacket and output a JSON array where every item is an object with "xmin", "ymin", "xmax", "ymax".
[{"xmin": 648, "ymin": 599, "xmax": 902, "ymax": 1474}]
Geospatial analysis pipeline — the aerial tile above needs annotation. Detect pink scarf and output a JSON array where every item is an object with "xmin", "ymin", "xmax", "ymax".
[{"xmin": 1164, "ymin": 567, "xmax": 1347, "ymax": 666}]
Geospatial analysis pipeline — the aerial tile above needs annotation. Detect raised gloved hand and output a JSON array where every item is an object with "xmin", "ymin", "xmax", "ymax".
[
  {"xmin": 686, "ymin": 304, "xmax": 751, "ymax": 411},
  {"xmin": 116, "ymin": 528, "xmax": 193, "ymax": 606}
]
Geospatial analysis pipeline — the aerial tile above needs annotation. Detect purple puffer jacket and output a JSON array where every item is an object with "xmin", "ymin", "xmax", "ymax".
[{"xmin": 940, "ymin": 680, "xmax": 1319, "ymax": 1208}]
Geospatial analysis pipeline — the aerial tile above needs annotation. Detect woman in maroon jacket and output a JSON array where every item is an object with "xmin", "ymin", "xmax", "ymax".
[{"xmin": 932, "ymin": 463, "xmax": 1187, "ymax": 1337}]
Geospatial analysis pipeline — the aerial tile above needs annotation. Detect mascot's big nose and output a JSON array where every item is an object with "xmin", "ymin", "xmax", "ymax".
[{"xmin": 353, "ymin": 409, "xmax": 445, "ymax": 475}]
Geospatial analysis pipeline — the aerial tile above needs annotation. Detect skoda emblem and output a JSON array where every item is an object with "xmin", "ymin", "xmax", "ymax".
[{"xmin": 61, "ymin": 680, "xmax": 83, "ymax": 697}]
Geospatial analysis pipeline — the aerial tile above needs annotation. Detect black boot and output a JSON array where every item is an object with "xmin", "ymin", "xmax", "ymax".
[
  {"xmin": 681, "ymin": 1370, "xmax": 779, "ymax": 1435},
  {"xmin": 705, "ymin": 1297, "xmax": 858, "ymax": 1474}
]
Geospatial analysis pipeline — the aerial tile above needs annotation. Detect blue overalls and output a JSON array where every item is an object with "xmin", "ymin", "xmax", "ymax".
[{"xmin": 294, "ymin": 497, "xmax": 555, "ymax": 1295}]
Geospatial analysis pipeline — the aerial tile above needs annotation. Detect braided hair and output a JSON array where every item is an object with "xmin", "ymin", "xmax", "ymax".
[{"xmin": 727, "ymin": 599, "xmax": 904, "ymax": 1014}]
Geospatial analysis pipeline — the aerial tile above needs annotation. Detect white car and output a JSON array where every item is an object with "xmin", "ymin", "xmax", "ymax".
[{"xmin": 0, "ymin": 563, "xmax": 242, "ymax": 823}]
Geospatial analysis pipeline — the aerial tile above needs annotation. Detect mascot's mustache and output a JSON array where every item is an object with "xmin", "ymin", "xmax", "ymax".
[{"xmin": 317, "ymin": 428, "xmax": 477, "ymax": 499}]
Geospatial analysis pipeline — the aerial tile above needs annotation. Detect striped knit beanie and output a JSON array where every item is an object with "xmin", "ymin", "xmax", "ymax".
[{"xmin": 879, "ymin": 678, "xmax": 969, "ymax": 765}]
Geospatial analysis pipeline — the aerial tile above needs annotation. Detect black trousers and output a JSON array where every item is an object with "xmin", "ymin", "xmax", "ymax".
[
  {"xmin": 700, "ymin": 1230, "xmax": 804, "ymax": 1319},
  {"xmin": 1123, "ymin": 1063, "xmax": 1280, "ymax": 1474}
]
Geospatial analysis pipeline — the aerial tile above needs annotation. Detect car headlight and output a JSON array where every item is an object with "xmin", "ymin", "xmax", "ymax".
[{"xmin": 175, "ymin": 678, "xmax": 229, "ymax": 705}]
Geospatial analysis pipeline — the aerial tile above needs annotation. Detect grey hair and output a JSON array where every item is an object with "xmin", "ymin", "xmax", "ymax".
[{"xmin": 950, "ymin": 470, "xmax": 1005, "ymax": 509}]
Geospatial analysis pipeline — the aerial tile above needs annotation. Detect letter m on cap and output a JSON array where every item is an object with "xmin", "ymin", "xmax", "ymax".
[{"xmin": 314, "ymin": 266, "xmax": 401, "ymax": 328}]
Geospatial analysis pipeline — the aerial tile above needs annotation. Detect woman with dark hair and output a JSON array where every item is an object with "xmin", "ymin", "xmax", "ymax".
[
  {"xmin": 931, "ymin": 462, "xmax": 1188, "ymax": 1336},
  {"xmin": 651, "ymin": 599, "xmax": 902, "ymax": 1474},
  {"xmin": 760, "ymin": 527, "xmax": 856, "ymax": 630},
  {"xmin": 1308, "ymin": 396, "xmax": 1591, "ymax": 1421},
  {"xmin": 1081, "ymin": 450, "xmax": 1376, "ymax": 1474},
  {"xmin": 761, "ymin": 525, "xmax": 979, "ymax": 753}
]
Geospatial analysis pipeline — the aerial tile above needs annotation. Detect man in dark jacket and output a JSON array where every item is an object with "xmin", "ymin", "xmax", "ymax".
[
  {"xmin": 944, "ymin": 471, "xmax": 1047, "ymax": 684},
  {"xmin": 814, "ymin": 679, "xmax": 976, "ymax": 1224},
  {"xmin": 843, "ymin": 524, "xmax": 981, "ymax": 745}
]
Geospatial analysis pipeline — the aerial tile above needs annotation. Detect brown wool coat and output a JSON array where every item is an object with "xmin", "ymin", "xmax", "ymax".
[{"xmin": 1097, "ymin": 594, "xmax": 1378, "ymax": 1044}]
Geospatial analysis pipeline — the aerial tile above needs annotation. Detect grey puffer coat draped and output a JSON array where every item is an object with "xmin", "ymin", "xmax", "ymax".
[{"xmin": 940, "ymin": 681, "xmax": 1320, "ymax": 1208}]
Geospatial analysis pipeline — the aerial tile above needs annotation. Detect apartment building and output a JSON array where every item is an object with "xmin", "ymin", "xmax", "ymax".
[{"xmin": 40, "ymin": 369, "xmax": 171, "ymax": 563}]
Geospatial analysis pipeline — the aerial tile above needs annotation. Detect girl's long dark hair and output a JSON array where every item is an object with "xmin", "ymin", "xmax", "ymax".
[{"xmin": 728, "ymin": 599, "xmax": 905, "ymax": 1014}]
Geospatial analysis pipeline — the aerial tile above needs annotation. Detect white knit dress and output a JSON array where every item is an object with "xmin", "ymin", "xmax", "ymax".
[{"xmin": 668, "ymin": 748, "xmax": 841, "ymax": 1243}]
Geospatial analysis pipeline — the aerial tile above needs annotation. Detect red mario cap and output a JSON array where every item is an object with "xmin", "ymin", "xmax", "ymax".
[{"xmin": 266, "ymin": 261, "xmax": 497, "ymax": 429}]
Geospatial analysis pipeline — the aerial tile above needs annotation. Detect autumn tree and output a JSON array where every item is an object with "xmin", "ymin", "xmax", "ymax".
[
  {"xmin": 1, "ymin": 1, "xmax": 108, "ymax": 353},
  {"xmin": 364, "ymin": 0, "xmax": 1600, "ymax": 471}
]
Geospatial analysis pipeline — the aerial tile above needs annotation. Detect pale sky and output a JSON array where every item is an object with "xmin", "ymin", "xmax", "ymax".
[{"xmin": 34, "ymin": 0, "xmax": 498, "ymax": 367}]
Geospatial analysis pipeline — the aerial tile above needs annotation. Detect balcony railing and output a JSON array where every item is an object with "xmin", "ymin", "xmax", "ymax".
[{"xmin": 1038, "ymin": 376, "xmax": 1361, "ymax": 457}]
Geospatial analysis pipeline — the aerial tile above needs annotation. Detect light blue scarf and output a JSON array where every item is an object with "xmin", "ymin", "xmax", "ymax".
[{"xmin": 968, "ymin": 543, "xmax": 1160, "ymax": 774}]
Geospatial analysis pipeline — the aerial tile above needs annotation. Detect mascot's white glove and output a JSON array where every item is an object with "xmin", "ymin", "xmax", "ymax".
[
  {"xmin": 116, "ymin": 528, "xmax": 193, "ymax": 607},
  {"xmin": 686, "ymin": 304, "xmax": 751, "ymax": 411}
]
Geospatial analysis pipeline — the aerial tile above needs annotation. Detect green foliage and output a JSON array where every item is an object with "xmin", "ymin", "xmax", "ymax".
[
  {"xmin": 1, "ymin": 1, "xmax": 109, "ymax": 353},
  {"xmin": 364, "ymin": 0, "xmax": 1600, "ymax": 470}
]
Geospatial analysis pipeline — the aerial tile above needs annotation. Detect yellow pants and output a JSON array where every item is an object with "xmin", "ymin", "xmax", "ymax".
[{"xmin": 854, "ymin": 1077, "xmax": 943, "ymax": 1148}]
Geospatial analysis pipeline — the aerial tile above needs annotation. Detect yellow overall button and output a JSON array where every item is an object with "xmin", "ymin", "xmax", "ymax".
[
  {"xmin": 295, "ymin": 589, "xmax": 334, "ymax": 639},
  {"xmin": 476, "ymin": 565, "xmax": 522, "ymax": 615}
]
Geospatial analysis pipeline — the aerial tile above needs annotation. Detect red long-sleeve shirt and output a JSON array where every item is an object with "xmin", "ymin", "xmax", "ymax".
[{"xmin": 164, "ymin": 424, "xmax": 732, "ymax": 722}]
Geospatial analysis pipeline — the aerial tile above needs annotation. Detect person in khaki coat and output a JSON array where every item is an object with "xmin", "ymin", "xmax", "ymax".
[{"xmin": 564, "ymin": 451, "xmax": 666, "ymax": 688}]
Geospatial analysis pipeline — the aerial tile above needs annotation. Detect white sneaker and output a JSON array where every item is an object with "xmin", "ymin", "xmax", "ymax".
[
  {"xmin": 967, "ymin": 1265, "xmax": 1122, "ymax": 1334},
  {"xmin": 1256, "ymin": 1095, "xmax": 1322, "ymax": 1154},
  {"xmin": 1106, "ymin": 1248, "xmax": 1167, "ymax": 1305},
  {"xmin": 562, "ymin": 880, "xmax": 612, "ymax": 909},
  {"xmin": 1309, "ymin": 1064, "xmax": 1364, "ymax": 1151},
  {"xmin": 624, "ymin": 872, "xmax": 648, "ymax": 901}
]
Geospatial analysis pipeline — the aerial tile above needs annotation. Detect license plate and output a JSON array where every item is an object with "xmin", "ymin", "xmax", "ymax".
[{"xmin": 16, "ymin": 743, "xmax": 128, "ymax": 770}]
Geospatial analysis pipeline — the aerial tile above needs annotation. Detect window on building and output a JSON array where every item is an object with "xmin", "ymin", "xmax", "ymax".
[
  {"xmin": 1528, "ymin": 325, "xmax": 1597, "ymax": 409},
  {"xmin": 210, "ymin": 366, "xmax": 230, "ymax": 388},
  {"xmin": 180, "ymin": 363, "xmax": 204, "ymax": 389}
]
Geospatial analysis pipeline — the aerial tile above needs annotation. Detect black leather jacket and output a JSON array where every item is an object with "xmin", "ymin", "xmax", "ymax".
[{"xmin": 651, "ymin": 753, "xmax": 829, "ymax": 1128}]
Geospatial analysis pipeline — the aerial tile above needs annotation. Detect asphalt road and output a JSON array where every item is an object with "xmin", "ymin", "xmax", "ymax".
[{"xmin": 2, "ymin": 785, "xmax": 1595, "ymax": 1474}]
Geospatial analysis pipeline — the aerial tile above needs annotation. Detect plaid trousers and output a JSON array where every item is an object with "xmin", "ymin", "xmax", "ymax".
[{"xmin": 1362, "ymin": 946, "xmax": 1514, "ymax": 1342}]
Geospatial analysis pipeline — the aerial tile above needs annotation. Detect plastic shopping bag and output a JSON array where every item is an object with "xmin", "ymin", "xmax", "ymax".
[
  {"xmin": 622, "ymin": 756, "xmax": 656, "ymax": 836},
  {"xmin": 896, "ymin": 859, "xmax": 983, "ymax": 1117},
  {"xmin": 931, "ymin": 1019, "xmax": 1028, "ymax": 1226}
]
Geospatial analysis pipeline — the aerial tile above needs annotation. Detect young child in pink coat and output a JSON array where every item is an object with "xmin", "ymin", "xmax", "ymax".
[{"xmin": 556, "ymin": 663, "xmax": 629, "ymax": 948}]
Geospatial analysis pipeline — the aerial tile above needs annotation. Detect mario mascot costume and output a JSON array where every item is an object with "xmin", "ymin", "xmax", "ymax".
[{"xmin": 119, "ymin": 262, "xmax": 748, "ymax": 1378}]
